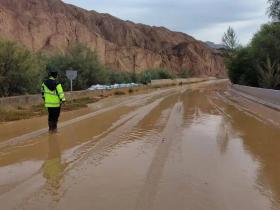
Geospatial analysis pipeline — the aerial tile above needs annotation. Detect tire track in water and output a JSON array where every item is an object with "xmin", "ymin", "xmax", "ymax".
[
  {"xmin": 0, "ymin": 88, "xmax": 175, "ymax": 150},
  {"xmin": 15, "ymin": 93, "xmax": 174, "ymax": 210},
  {"xmin": 135, "ymin": 101, "xmax": 184, "ymax": 210}
]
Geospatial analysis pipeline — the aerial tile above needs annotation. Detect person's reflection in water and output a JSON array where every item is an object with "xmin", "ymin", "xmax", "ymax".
[{"xmin": 43, "ymin": 133, "xmax": 65, "ymax": 198}]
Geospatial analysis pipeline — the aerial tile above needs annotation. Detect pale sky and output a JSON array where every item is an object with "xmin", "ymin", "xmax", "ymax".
[{"xmin": 63, "ymin": 0, "xmax": 269, "ymax": 44}]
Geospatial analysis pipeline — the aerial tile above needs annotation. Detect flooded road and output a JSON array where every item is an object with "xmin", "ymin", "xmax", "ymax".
[{"xmin": 1, "ymin": 80, "xmax": 280, "ymax": 210}]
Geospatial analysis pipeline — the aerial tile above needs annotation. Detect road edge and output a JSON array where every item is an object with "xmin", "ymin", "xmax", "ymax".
[{"xmin": 228, "ymin": 85, "xmax": 280, "ymax": 111}]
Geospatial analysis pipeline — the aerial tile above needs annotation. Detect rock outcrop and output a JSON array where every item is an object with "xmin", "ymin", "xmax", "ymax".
[{"xmin": 0, "ymin": 0, "xmax": 226, "ymax": 76}]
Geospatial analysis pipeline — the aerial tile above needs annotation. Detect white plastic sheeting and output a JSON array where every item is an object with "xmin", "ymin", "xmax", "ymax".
[{"xmin": 88, "ymin": 83, "xmax": 140, "ymax": 91}]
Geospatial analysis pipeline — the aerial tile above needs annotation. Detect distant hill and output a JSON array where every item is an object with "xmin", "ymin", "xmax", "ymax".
[
  {"xmin": 0, "ymin": 0, "xmax": 226, "ymax": 77},
  {"xmin": 205, "ymin": 41, "xmax": 226, "ymax": 50}
]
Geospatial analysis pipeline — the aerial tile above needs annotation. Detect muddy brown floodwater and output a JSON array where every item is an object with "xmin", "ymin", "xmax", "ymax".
[{"xmin": 0, "ymin": 80, "xmax": 280, "ymax": 210}]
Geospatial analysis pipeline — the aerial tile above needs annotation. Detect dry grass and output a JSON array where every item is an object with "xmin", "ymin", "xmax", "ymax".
[
  {"xmin": 152, "ymin": 83, "xmax": 176, "ymax": 89},
  {"xmin": 0, "ymin": 107, "xmax": 35, "ymax": 122},
  {"xmin": 62, "ymin": 97, "xmax": 99, "ymax": 111},
  {"xmin": 0, "ymin": 97, "xmax": 100, "ymax": 122},
  {"xmin": 114, "ymin": 90, "xmax": 126, "ymax": 95}
]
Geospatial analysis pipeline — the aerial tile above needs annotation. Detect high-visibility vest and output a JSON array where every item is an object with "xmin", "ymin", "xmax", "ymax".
[{"xmin": 41, "ymin": 77, "xmax": 66, "ymax": 108}]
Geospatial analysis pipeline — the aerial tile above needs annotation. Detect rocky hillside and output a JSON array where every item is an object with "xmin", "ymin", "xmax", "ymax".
[{"xmin": 0, "ymin": 0, "xmax": 225, "ymax": 76}]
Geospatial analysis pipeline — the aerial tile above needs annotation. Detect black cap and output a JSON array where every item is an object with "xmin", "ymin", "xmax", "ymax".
[{"xmin": 46, "ymin": 64, "xmax": 58, "ymax": 78}]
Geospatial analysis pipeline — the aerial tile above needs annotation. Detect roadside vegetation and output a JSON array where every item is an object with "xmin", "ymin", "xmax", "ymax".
[
  {"xmin": 0, "ymin": 97, "xmax": 99, "ymax": 122},
  {"xmin": 0, "ymin": 86, "xmax": 150, "ymax": 122},
  {"xmin": 0, "ymin": 41, "xmax": 187, "ymax": 97},
  {"xmin": 223, "ymin": 0, "xmax": 280, "ymax": 90},
  {"xmin": 0, "ymin": 40, "xmax": 43, "ymax": 97}
]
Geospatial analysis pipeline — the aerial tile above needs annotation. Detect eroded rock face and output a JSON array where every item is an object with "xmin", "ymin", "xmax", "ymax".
[{"xmin": 0, "ymin": 0, "xmax": 226, "ymax": 76}]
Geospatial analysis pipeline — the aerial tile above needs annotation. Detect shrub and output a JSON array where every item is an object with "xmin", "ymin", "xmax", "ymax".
[
  {"xmin": 0, "ymin": 40, "xmax": 42, "ymax": 96},
  {"xmin": 46, "ymin": 43, "xmax": 108, "ymax": 91},
  {"xmin": 179, "ymin": 69, "xmax": 193, "ymax": 78},
  {"xmin": 0, "ymin": 40, "xmax": 180, "ymax": 96},
  {"xmin": 138, "ymin": 68, "xmax": 175, "ymax": 84},
  {"xmin": 109, "ymin": 71, "xmax": 134, "ymax": 84},
  {"xmin": 258, "ymin": 57, "xmax": 280, "ymax": 89}
]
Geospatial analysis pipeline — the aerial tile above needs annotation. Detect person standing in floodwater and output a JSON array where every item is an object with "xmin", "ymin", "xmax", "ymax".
[{"xmin": 41, "ymin": 66, "xmax": 66, "ymax": 133}]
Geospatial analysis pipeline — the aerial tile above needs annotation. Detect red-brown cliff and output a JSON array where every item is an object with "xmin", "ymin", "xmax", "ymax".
[{"xmin": 0, "ymin": 0, "xmax": 226, "ymax": 76}]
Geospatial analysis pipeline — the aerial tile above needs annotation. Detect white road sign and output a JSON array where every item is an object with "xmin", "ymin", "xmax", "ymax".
[
  {"xmin": 66, "ymin": 70, "xmax": 78, "ymax": 91},
  {"xmin": 66, "ymin": 70, "xmax": 78, "ymax": 80}
]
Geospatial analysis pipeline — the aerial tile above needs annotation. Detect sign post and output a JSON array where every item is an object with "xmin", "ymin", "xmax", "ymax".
[{"xmin": 66, "ymin": 70, "xmax": 78, "ymax": 92}]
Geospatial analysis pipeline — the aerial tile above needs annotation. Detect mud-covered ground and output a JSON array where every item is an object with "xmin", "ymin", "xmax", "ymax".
[{"xmin": 1, "ymin": 80, "xmax": 280, "ymax": 210}]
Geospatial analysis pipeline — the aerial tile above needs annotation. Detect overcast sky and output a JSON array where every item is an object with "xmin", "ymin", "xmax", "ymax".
[{"xmin": 63, "ymin": 0, "xmax": 269, "ymax": 44}]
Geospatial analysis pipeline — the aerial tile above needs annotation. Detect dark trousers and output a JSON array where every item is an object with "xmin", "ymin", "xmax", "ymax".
[{"xmin": 48, "ymin": 107, "xmax": 61, "ymax": 131}]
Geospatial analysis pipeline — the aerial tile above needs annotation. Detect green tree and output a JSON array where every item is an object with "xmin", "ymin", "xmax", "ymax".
[
  {"xmin": 251, "ymin": 23, "xmax": 280, "ymax": 88},
  {"xmin": 0, "ymin": 40, "xmax": 42, "ymax": 96},
  {"xmin": 250, "ymin": 23, "xmax": 280, "ymax": 64},
  {"xmin": 222, "ymin": 27, "xmax": 240, "ymax": 54},
  {"xmin": 267, "ymin": 0, "xmax": 280, "ymax": 21},
  {"xmin": 227, "ymin": 47, "xmax": 258, "ymax": 87},
  {"xmin": 47, "ymin": 43, "xmax": 108, "ymax": 91},
  {"xmin": 226, "ymin": 23, "xmax": 280, "ymax": 89}
]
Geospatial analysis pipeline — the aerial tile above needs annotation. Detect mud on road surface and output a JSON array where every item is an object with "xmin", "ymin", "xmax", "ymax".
[{"xmin": 0, "ymin": 80, "xmax": 280, "ymax": 210}]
